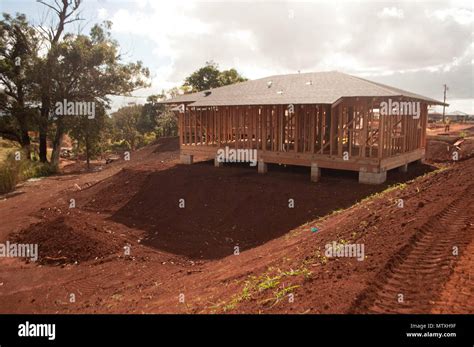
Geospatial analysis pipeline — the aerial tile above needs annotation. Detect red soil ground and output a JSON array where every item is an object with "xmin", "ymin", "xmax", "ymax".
[{"xmin": 0, "ymin": 136, "xmax": 472, "ymax": 313}]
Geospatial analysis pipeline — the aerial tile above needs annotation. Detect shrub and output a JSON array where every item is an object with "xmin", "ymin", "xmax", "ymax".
[
  {"xmin": 0, "ymin": 152, "xmax": 56, "ymax": 194},
  {"xmin": 137, "ymin": 132, "xmax": 156, "ymax": 149},
  {"xmin": 0, "ymin": 163, "xmax": 18, "ymax": 194},
  {"xmin": 109, "ymin": 140, "xmax": 131, "ymax": 152}
]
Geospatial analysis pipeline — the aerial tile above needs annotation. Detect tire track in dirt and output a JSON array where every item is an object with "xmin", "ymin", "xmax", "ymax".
[
  {"xmin": 430, "ymin": 238, "xmax": 474, "ymax": 314},
  {"xmin": 350, "ymin": 184, "xmax": 473, "ymax": 313}
]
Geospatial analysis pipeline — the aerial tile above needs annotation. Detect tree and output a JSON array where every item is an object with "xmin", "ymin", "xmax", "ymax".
[
  {"xmin": 183, "ymin": 61, "xmax": 220, "ymax": 92},
  {"xmin": 140, "ymin": 92, "xmax": 178, "ymax": 138},
  {"xmin": 46, "ymin": 21, "xmax": 150, "ymax": 166},
  {"xmin": 68, "ymin": 104, "xmax": 107, "ymax": 169},
  {"xmin": 35, "ymin": 0, "xmax": 84, "ymax": 162},
  {"xmin": 218, "ymin": 68, "xmax": 247, "ymax": 86},
  {"xmin": 0, "ymin": 13, "xmax": 39, "ymax": 156},
  {"xmin": 183, "ymin": 61, "xmax": 247, "ymax": 92},
  {"xmin": 110, "ymin": 105, "xmax": 143, "ymax": 151},
  {"xmin": 155, "ymin": 109, "xmax": 177, "ymax": 137}
]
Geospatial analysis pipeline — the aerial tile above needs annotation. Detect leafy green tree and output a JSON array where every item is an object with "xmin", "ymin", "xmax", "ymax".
[
  {"xmin": 155, "ymin": 110, "xmax": 177, "ymax": 137},
  {"xmin": 0, "ymin": 13, "xmax": 39, "ymax": 156},
  {"xmin": 43, "ymin": 20, "xmax": 150, "ymax": 166},
  {"xmin": 183, "ymin": 61, "xmax": 221, "ymax": 92},
  {"xmin": 68, "ymin": 104, "xmax": 108, "ymax": 169},
  {"xmin": 183, "ymin": 61, "xmax": 247, "ymax": 92},
  {"xmin": 218, "ymin": 68, "xmax": 247, "ymax": 86},
  {"xmin": 110, "ymin": 104, "xmax": 143, "ymax": 151},
  {"xmin": 140, "ymin": 92, "xmax": 177, "ymax": 137},
  {"xmin": 35, "ymin": 0, "xmax": 84, "ymax": 162}
]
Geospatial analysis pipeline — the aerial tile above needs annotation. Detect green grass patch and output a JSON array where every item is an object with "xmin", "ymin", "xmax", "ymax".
[{"xmin": 218, "ymin": 266, "xmax": 312, "ymax": 312}]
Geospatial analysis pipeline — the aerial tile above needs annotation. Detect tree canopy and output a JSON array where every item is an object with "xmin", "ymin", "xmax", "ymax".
[{"xmin": 183, "ymin": 61, "xmax": 247, "ymax": 92}]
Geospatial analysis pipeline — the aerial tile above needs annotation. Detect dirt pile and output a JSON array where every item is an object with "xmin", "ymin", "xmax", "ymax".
[
  {"xmin": 105, "ymin": 162, "xmax": 431, "ymax": 260},
  {"xmin": 81, "ymin": 168, "xmax": 151, "ymax": 213},
  {"xmin": 152, "ymin": 136, "xmax": 179, "ymax": 153},
  {"xmin": 13, "ymin": 213, "xmax": 121, "ymax": 264},
  {"xmin": 426, "ymin": 138, "xmax": 474, "ymax": 162},
  {"xmin": 216, "ymin": 157, "xmax": 474, "ymax": 314}
]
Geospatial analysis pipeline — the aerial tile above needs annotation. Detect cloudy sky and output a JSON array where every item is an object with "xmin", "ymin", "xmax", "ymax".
[{"xmin": 2, "ymin": 0, "xmax": 473, "ymax": 113}]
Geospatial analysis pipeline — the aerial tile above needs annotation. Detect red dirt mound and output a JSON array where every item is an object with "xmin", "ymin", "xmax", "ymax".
[
  {"xmin": 152, "ymin": 136, "xmax": 179, "ymax": 153},
  {"xmin": 13, "ymin": 213, "xmax": 121, "ymax": 265},
  {"xmin": 426, "ymin": 138, "xmax": 474, "ymax": 162},
  {"xmin": 213, "ymin": 157, "xmax": 474, "ymax": 314},
  {"xmin": 81, "ymin": 168, "xmax": 151, "ymax": 213},
  {"xmin": 103, "ymin": 160, "xmax": 433, "ymax": 260}
]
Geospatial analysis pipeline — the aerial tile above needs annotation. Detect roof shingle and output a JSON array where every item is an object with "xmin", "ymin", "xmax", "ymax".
[{"xmin": 162, "ymin": 71, "xmax": 445, "ymax": 106}]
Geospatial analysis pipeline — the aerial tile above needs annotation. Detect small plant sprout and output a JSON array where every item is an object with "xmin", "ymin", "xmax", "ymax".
[
  {"xmin": 69, "ymin": 198, "xmax": 76, "ymax": 209},
  {"xmin": 179, "ymin": 293, "xmax": 185, "ymax": 303},
  {"xmin": 288, "ymin": 198, "xmax": 295, "ymax": 208},
  {"xmin": 178, "ymin": 198, "xmax": 185, "ymax": 208},
  {"xmin": 310, "ymin": 226, "xmax": 319, "ymax": 233},
  {"xmin": 69, "ymin": 293, "xmax": 76, "ymax": 303},
  {"xmin": 124, "ymin": 151, "xmax": 131, "ymax": 161},
  {"xmin": 234, "ymin": 245, "xmax": 240, "ymax": 256},
  {"xmin": 398, "ymin": 293, "xmax": 404, "ymax": 303},
  {"xmin": 396, "ymin": 198, "xmax": 404, "ymax": 208},
  {"xmin": 343, "ymin": 151, "xmax": 349, "ymax": 161},
  {"xmin": 452, "ymin": 246, "xmax": 458, "ymax": 256}
]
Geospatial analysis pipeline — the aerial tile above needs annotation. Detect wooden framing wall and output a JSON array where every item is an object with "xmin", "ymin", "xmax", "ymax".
[{"xmin": 177, "ymin": 97, "xmax": 428, "ymax": 172}]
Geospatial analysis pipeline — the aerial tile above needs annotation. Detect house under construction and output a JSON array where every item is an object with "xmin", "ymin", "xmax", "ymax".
[{"xmin": 161, "ymin": 71, "xmax": 446, "ymax": 184}]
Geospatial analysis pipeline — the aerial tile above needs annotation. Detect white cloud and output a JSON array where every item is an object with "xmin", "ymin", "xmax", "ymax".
[
  {"xmin": 428, "ymin": 7, "xmax": 473, "ymax": 25},
  {"xmin": 101, "ymin": 1, "xmax": 472, "ymax": 112},
  {"xmin": 378, "ymin": 7, "xmax": 404, "ymax": 19},
  {"xmin": 97, "ymin": 8, "xmax": 108, "ymax": 20}
]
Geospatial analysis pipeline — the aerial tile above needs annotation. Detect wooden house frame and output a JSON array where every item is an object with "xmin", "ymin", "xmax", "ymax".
[{"xmin": 162, "ymin": 72, "xmax": 445, "ymax": 184}]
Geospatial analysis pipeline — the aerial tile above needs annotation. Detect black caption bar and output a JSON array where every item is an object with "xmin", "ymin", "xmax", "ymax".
[{"xmin": 0, "ymin": 314, "xmax": 472, "ymax": 346}]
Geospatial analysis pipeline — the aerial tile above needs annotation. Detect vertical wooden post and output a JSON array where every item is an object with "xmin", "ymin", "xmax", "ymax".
[{"xmin": 378, "ymin": 113, "xmax": 384, "ymax": 159}]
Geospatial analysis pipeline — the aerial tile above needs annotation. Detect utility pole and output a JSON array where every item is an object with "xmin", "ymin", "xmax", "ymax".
[{"xmin": 442, "ymin": 84, "xmax": 448, "ymax": 123}]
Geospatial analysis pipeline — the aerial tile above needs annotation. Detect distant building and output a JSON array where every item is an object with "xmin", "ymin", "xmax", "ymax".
[{"xmin": 428, "ymin": 110, "xmax": 471, "ymax": 123}]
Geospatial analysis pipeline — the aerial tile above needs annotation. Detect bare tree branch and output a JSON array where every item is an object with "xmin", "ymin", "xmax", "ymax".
[{"xmin": 36, "ymin": 0, "xmax": 61, "ymax": 15}]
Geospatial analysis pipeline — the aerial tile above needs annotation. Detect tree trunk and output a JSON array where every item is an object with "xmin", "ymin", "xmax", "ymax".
[
  {"xmin": 39, "ymin": 127, "xmax": 48, "ymax": 162},
  {"xmin": 50, "ymin": 118, "xmax": 63, "ymax": 167},
  {"xmin": 16, "ymin": 90, "xmax": 31, "ymax": 159},
  {"xmin": 39, "ymin": 105, "xmax": 49, "ymax": 163},
  {"xmin": 85, "ymin": 133, "xmax": 90, "ymax": 170}
]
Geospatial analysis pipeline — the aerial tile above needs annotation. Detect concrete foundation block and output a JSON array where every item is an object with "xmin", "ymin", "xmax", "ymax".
[
  {"xmin": 310, "ymin": 163, "xmax": 321, "ymax": 182},
  {"xmin": 359, "ymin": 170, "xmax": 387, "ymax": 185},
  {"xmin": 398, "ymin": 164, "xmax": 408, "ymax": 173},
  {"xmin": 415, "ymin": 158, "xmax": 425, "ymax": 165},
  {"xmin": 214, "ymin": 156, "xmax": 223, "ymax": 167},
  {"xmin": 180, "ymin": 154, "xmax": 193, "ymax": 165},
  {"xmin": 258, "ymin": 161, "xmax": 267, "ymax": 174}
]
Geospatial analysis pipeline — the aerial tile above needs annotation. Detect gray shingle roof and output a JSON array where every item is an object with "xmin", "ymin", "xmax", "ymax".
[{"xmin": 162, "ymin": 71, "xmax": 445, "ymax": 107}]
